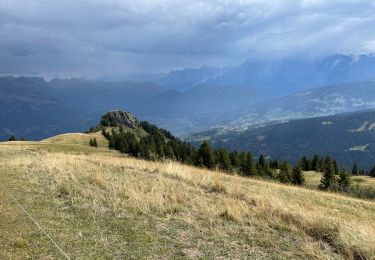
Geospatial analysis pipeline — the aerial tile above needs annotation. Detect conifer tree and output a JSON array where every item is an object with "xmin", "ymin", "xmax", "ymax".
[
  {"xmin": 352, "ymin": 162, "xmax": 359, "ymax": 176},
  {"xmin": 196, "ymin": 140, "xmax": 214, "ymax": 169},
  {"xmin": 278, "ymin": 161, "xmax": 292, "ymax": 183},
  {"xmin": 320, "ymin": 157, "xmax": 337, "ymax": 190},
  {"xmin": 93, "ymin": 138, "xmax": 98, "ymax": 148},
  {"xmin": 291, "ymin": 166, "xmax": 305, "ymax": 185},
  {"xmin": 217, "ymin": 149, "xmax": 232, "ymax": 172},
  {"xmin": 156, "ymin": 144, "xmax": 165, "ymax": 159},
  {"xmin": 257, "ymin": 154, "xmax": 271, "ymax": 176},
  {"xmin": 8, "ymin": 135, "xmax": 16, "ymax": 141},
  {"xmin": 258, "ymin": 154, "xmax": 266, "ymax": 169},
  {"xmin": 89, "ymin": 138, "xmax": 94, "ymax": 147},
  {"xmin": 369, "ymin": 165, "xmax": 375, "ymax": 178},
  {"xmin": 229, "ymin": 150, "xmax": 239, "ymax": 169},
  {"xmin": 239, "ymin": 152, "xmax": 254, "ymax": 176},
  {"xmin": 299, "ymin": 156, "xmax": 312, "ymax": 171},
  {"xmin": 333, "ymin": 160, "xmax": 339, "ymax": 175},
  {"xmin": 164, "ymin": 145, "xmax": 175, "ymax": 160},
  {"xmin": 318, "ymin": 158, "xmax": 325, "ymax": 172},
  {"xmin": 312, "ymin": 155, "xmax": 320, "ymax": 172},
  {"xmin": 140, "ymin": 140, "xmax": 152, "ymax": 160},
  {"xmin": 338, "ymin": 169, "xmax": 351, "ymax": 191},
  {"xmin": 269, "ymin": 159, "xmax": 279, "ymax": 169},
  {"xmin": 101, "ymin": 128, "xmax": 108, "ymax": 138}
]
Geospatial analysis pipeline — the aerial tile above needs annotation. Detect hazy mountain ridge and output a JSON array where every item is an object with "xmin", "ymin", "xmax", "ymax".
[
  {"xmin": 0, "ymin": 76, "xmax": 87, "ymax": 140},
  {"xmin": 2, "ymin": 53, "xmax": 375, "ymax": 140},
  {"xmin": 160, "ymin": 54, "xmax": 375, "ymax": 95},
  {"xmin": 0, "ymin": 77, "xmax": 263, "ymax": 139},
  {"xmin": 140, "ymin": 84, "xmax": 267, "ymax": 135},
  {"xmin": 0, "ymin": 77, "xmax": 165, "ymax": 140}
]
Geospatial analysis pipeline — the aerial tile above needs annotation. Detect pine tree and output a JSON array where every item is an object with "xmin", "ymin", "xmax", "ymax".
[
  {"xmin": 369, "ymin": 165, "xmax": 375, "ymax": 178},
  {"xmin": 156, "ymin": 144, "xmax": 165, "ymax": 159},
  {"xmin": 8, "ymin": 135, "xmax": 16, "ymax": 141},
  {"xmin": 164, "ymin": 145, "xmax": 175, "ymax": 160},
  {"xmin": 101, "ymin": 128, "xmax": 107, "ymax": 138},
  {"xmin": 229, "ymin": 150, "xmax": 239, "ymax": 169},
  {"xmin": 278, "ymin": 161, "xmax": 292, "ymax": 183},
  {"xmin": 269, "ymin": 159, "xmax": 279, "ymax": 169},
  {"xmin": 140, "ymin": 140, "xmax": 152, "ymax": 160},
  {"xmin": 196, "ymin": 140, "xmax": 214, "ymax": 169},
  {"xmin": 258, "ymin": 154, "xmax": 266, "ymax": 168},
  {"xmin": 292, "ymin": 166, "xmax": 305, "ymax": 185},
  {"xmin": 352, "ymin": 162, "xmax": 359, "ymax": 176},
  {"xmin": 217, "ymin": 149, "xmax": 232, "ymax": 172},
  {"xmin": 89, "ymin": 138, "xmax": 94, "ymax": 147},
  {"xmin": 93, "ymin": 138, "xmax": 98, "ymax": 148},
  {"xmin": 299, "ymin": 156, "xmax": 312, "ymax": 171},
  {"xmin": 333, "ymin": 160, "xmax": 339, "ymax": 175},
  {"xmin": 239, "ymin": 152, "xmax": 254, "ymax": 176},
  {"xmin": 312, "ymin": 155, "xmax": 320, "ymax": 172},
  {"xmin": 338, "ymin": 169, "xmax": 351, "ymax": 191},
  {"xmin": 257, "ymin": 154, "xmax": 271, "ymax": 176},
  {"xmin": 320, "ymin": 157, "xmax": 337, "ymax": 190},
  {"xmin": 108, "ymin": 135, "xmax": 115, "ymax": 148},
  {"xmin": 318, "ymin": 158, "xmax": 325, "ymax": 172}
]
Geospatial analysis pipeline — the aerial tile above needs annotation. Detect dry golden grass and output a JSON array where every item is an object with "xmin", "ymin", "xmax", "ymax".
[
  {"xmin": 305, "ymin": 171, "xmax": 375, "ymax": 189},
  {"xmin": 42, "ymin": 132, "xmax": 108, "ymax": 147},
  {"xmin": 1, "ymin": 142, "xmax": 374, "ymax": 259}
]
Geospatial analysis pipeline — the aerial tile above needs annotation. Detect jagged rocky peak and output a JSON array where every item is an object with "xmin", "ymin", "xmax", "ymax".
[{"xmin": 100, "ymin": 110, "xmax": 138, "ymax": 129}]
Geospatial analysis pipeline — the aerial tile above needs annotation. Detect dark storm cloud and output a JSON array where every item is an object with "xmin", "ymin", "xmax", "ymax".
[{"xmin": 1, "ymin": 0, "xmax": 375, "ymax": 77}]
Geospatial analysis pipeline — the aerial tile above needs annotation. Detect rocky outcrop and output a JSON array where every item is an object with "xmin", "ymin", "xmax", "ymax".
[{"xmin": 100, "ymin": 110, "xmax": 138, "ymax": 129}]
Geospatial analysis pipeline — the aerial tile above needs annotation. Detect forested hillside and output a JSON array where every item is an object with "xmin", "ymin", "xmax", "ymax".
[{"xmin": 189, "ymin": 110, "xmax": 375, "ymax": 170}]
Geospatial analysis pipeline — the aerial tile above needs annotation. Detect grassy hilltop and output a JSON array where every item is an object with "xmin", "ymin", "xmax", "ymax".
[{"xmin": 0, "ymin": 134, "xmax": 374, "ymax": 259}]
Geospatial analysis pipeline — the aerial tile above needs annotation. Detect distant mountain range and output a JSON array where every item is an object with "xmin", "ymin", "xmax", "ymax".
[
  {"xmin": 2, "ymin": 53, "xmax": 375, "ymax": 140},
  {"xmin": 188, "ymin": 109, "xmax": 375, "ymax": 169},
  {"xmin": 159, "ymin": 54, "xmax": 375, "ymax": 96},
  {"xmin": 0, "ymin": 76, "xmax": 83, "ymax": 140},
  {"xmin": 0, "ymin": 77, "xmax": 165, "ymax": 140},
  {"xmin": 0, "ymin": 76, "xmax": 262, "ymax": 139}
]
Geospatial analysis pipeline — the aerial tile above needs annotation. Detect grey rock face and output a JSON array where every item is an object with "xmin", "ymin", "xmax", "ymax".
[{"xmin": 100, "ymin": 110, "xmax": 138, "ymax": 129}]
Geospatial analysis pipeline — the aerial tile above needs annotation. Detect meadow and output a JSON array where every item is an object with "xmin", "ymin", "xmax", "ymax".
[{"xmin": 0, "ymin": 135, "xmax": 374, "ymax": 259}]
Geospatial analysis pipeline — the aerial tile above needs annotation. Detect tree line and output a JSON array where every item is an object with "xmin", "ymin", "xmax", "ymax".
[
  {"xmin": 99, "ymin": 123, "xmax": 375, "ymax": 195},
  {"xmin": 89, "ymin": 138, "xmax": 98, "ymax": 148},
  {"xmin": 7, "ymin": 135, "xmax": 26, "ymax": 141}
]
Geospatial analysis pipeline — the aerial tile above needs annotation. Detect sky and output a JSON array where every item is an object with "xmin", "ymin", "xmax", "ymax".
[{"xmin": 1, "ymin": 0, "xmax": 375, "ymax": 78}]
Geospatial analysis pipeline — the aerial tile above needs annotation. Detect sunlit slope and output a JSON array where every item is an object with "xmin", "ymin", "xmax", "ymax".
[
  {"xmin": 0, "ymin": 141, "xmax": 374, "ymax": 259},
  {"xmin": 305, "ymin": 171, "xmax": 375, "ymax": 189},
  {"xmin": 42, "ymin": 132, "xmax": 108, "ymax": 147}
]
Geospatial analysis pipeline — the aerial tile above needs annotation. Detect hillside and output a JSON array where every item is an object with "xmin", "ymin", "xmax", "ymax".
[
  {"xmin": 0, "ymin": 137, "xmax": 374, "ymax": 258},
  {"xmin": 189, "ymin": 109, "xmax": 375, "ymax": 169},
  {"xmin": 42, "ymin": 132, "xmax": 108, "ymax": 148},
  {"xmin": 210, "ymin": 80, "xmax": 375, "ymax": 132}
]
